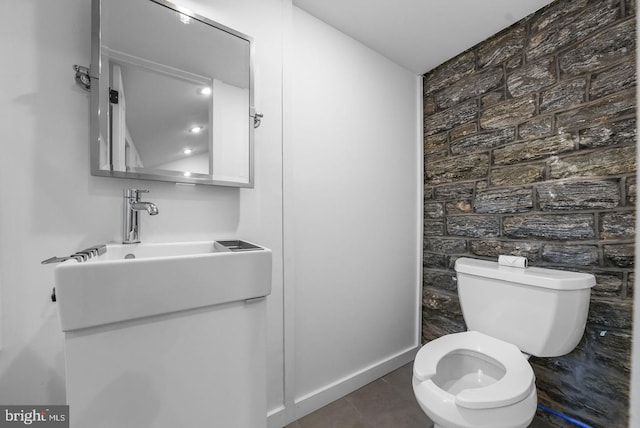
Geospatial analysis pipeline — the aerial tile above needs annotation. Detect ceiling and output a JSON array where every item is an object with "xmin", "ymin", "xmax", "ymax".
[{"xmin": 292, "ymin": 0, "xmax": 555, "ymax": 75}]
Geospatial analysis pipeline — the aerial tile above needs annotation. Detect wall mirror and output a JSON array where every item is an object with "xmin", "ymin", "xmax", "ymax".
[{"xmin": 89, "ymin": 0, "xmax": 255, "ymax": 187}]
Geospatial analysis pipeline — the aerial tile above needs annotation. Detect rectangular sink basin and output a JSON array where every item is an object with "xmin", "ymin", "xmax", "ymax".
[{"xmin": 55, "ymin": 240, "xmax": 272, "ymax": 331}]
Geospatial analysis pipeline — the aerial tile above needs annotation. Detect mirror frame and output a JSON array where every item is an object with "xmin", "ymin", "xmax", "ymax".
[{"xmin": 89, "ymin": 0, "xmax": 256, "ymax": 187}]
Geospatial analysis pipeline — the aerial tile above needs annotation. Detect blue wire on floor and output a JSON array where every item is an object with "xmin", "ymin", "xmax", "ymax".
[{"xmin": 537, "ymin": 404, "xmax": 593, "ymax": 428}]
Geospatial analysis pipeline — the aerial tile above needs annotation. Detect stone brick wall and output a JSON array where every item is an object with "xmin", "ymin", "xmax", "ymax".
[{"xmin": 422, "ymin": 0, "xmax": 636, "ymax": 426}]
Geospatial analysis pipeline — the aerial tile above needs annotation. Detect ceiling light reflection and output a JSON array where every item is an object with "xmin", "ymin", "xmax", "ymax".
[{"xmin": 178, "ymin": 13, "xmax": 191, "ymax": 24}]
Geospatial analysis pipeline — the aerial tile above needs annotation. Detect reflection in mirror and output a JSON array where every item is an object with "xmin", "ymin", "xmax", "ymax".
[
  {"xmin": 91, "ymin": 0, "xmax": 254, "ymax": 186},
  {"xmin": 108, "ymin": 58, "xmax": 212, "ymax": 175}
]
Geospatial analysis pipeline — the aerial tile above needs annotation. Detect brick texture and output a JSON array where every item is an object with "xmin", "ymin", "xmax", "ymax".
[{"xmin": 422, "ymin": 1, "xmax": 635, "ymax": 426}]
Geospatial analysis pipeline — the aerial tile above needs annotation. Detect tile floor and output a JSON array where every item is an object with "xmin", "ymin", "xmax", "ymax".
[{"xmin": 285, "ymin": 363, "xmax": 556, "ymax": 428}]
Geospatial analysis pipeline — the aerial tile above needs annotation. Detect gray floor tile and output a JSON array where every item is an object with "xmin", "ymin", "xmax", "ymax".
[
  {"xmin": 289, "ymin": 398, "xmax": 366, "ymax": 428},
  {"xmin": 346, "ymin": 378, "xmax": 431, "ymax": 427},
  {"xmin": 528, "ymin": 417, "xmax": 556, "ymax": 428},
  {"xmin": 380, "ymin": 363, "xmax": 416, "ymax": 399},
  {"xmin": 286, "ymin": 362, "xmax": 557, "ymax": 428}
]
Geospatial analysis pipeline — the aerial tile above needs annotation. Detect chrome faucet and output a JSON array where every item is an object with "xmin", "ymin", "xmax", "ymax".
[{"xmin": 123, "ymin": 189, "xmax": 159, "ymax": 244}]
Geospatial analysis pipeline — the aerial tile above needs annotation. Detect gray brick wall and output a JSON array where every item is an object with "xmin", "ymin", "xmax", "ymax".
[{"xmin": 422, "ymin": 0, "xmax": 635, "ymax": 426}]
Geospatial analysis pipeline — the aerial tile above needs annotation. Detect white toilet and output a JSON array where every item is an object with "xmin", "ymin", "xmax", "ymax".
[{"xmin": 413, "ymin": 257, "xmax": 595, "ymax": 428}]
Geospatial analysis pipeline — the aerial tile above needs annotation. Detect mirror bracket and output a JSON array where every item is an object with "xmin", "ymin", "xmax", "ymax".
[
  {"xmin": 253, "ymin": 112, "xmax": 264, "ymax": 129},
  {"xmin": 73, "ymin": 65, "xmax": 92, "ymax": 91}
]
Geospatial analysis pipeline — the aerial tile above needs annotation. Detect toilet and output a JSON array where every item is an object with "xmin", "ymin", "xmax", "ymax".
[{"xmin": 413, "ymin": 257, "xmax": 595, "ymax": 428}]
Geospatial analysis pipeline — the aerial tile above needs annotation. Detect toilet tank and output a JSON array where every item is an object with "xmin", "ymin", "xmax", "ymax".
[{"xmin": 454, "ymin": 257, "xmax": 596, "ymax": 357}]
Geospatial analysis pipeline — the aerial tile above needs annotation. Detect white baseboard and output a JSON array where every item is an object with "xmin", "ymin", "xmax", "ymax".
[
  {"xmin": 267, "ymin": 346, "xmax": 419, "ymax": 428},
  {"xmin": 266, "ymin": 405, "xmax": 287, "ymax": 428}
]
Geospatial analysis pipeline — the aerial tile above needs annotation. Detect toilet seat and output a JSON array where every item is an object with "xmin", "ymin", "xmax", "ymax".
[{"xmin": 414, "ymin": 331, "xmax": 534, "ymax": 410}]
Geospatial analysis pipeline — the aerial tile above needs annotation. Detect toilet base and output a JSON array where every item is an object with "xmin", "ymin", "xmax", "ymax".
[{"xmin": 414, "ymin": 377, "xmax": 536, "ymax": 428}]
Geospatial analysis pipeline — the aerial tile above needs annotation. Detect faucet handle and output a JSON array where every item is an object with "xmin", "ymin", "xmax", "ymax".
[{"xmin": 124, "ymin": 188, "xmax": 150, "ymax": 199}]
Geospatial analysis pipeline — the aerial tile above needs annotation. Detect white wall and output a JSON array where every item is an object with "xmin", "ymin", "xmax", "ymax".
[
  {"xmin": 0, "ymin": 0, "xmax": 423, "ymax": 424},
  {"xmin": 279, "ymin": 7, "xmax": 421, "ymax": 423},
  {"xmin": 212, "ymin": 80, "xmax": 250, "ymax": 182},
  {"xmin": 0, "ymin": 0, "xmax": 284, "ymax": 409}
]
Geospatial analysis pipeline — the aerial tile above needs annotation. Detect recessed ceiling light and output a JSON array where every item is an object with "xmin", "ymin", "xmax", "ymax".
[
  {"xmin": 189, "ymin": 126, "xmax": 203, "ymax": 134},
  {"xmin": 183, "ymin": 148, "xmax": 193, "ymax": 155},
  {"xmin": 198, "ymin": 87, "xmax": 212, "ymax": 96},
  {"xmin": 178, "ymin": 13, "xmax": 191, "ymax": 25}
]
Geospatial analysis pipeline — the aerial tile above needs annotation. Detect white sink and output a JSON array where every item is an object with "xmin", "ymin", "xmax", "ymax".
[{"xmin": 55, "ymin": 240, "xmax": 272, "ymax": 331}]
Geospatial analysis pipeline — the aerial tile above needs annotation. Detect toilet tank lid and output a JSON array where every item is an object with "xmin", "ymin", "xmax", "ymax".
[{"xmin": 455, "ymin": 258, "xmax": 596, "ymax": 290}]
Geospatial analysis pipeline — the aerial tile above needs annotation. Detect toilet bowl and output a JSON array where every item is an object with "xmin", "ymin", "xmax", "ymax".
[
  {"xmin": 412, "ymin": 257, "xmax": 595, "ymax": 428},
  {"xmin": 412, "ymin": 331, "xmax": 537, "ymax": 428}
]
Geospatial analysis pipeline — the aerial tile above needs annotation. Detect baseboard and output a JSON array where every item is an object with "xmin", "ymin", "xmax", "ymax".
[
  {"xmin": 267, "ymin": 346, "xmax": 419, "ymax": 428},
  {"xmin": 266, "ymin": 405, "xmax": 287, "ymax": 428}
]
